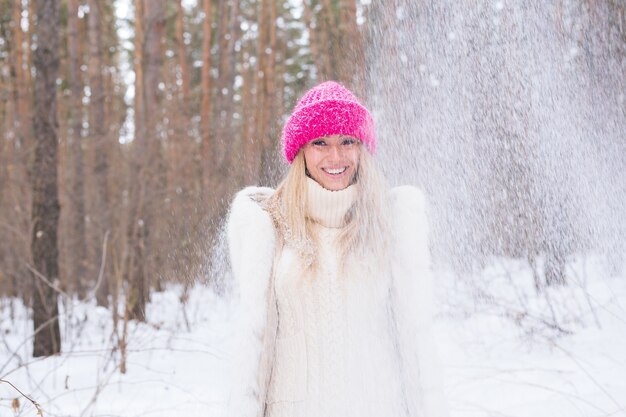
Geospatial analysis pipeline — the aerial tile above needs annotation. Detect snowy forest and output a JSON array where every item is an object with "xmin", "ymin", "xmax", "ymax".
[{"xmin": 1, "ymin": 0, "xmax": 626, "ymax": 416}]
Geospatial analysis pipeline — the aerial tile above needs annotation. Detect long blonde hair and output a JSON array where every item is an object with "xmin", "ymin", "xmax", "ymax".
[{"xmin": 264, "ymin": 146, "xmax": 391, "ymax": 269}]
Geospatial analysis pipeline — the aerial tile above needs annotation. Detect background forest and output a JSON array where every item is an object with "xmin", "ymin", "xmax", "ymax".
[
  {"xmin": 0, "ymin": 0, "xmax": 370, "ymax": 355},
  {"xmin": 1, "ymin": 0, "xmax": 626, "ymax": 415}
]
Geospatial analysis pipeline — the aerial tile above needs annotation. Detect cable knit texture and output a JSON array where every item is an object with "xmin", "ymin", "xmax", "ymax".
[{"xmin": 226, "ymin": 184, "xmax": 448, "ymax": 417}]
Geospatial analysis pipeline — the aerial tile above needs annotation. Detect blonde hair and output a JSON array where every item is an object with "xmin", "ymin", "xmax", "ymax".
[{"xmin": 264, "ymin": 146, "xmax": 391, "ymax": 270}]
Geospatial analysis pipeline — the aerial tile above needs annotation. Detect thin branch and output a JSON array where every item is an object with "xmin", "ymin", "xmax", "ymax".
[
  {"xmin": 24, "ymin": 262, "xmax": 71, "ymax": 300},
  {"xmin": 0, "ymin": 378, "xmax": 44, "ymax": 415},
  {"xmin": 23, "ymin": 230, "xmax": 110, "ymax": 303},
  {"xmin": 88, "ymin": 230, "xmax": 110, "ymax": 300}
]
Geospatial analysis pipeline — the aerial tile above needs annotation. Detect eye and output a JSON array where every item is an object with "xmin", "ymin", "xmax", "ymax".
[
  {"xmin": 311, "ymin": 139, "xmax": 327, "ymax": 146},
  {"xmin": 342, "ymin": 138, "xmax": 357, "ymax": 146}
]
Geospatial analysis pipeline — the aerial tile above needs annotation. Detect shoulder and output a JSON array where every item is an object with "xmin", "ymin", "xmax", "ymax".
[
  {"xmin": 228, "ymin": 186, "xmax": 275, "ymax": 223},
  {"xmin": 388, "ymin": 185, "xmax": 430, "ymax": 249},
  {"xmin": 227, "ymin": 187, "xmax": 278, "ymax": 291},
  {"xmin": 390, "ymin": 185, "xmax": 428, "ymax": 222},
  {"xmin": 388, "ymin": 186, "xmax": 432, "ymax": 285},
  {"xmin": 231, "ymin": 186, "xmax": 275, "ymax": 210},
  {"xmin": 390, "ymin": 185, "xmax": 426, "ymax": 206},
  {"xmin": 227, "ymin": 186, "xmax": 276, "ymax": 243}
]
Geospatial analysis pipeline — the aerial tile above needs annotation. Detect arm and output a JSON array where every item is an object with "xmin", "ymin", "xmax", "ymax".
[
  {"xmin": 225, "ymin": 187, "xmax": 278, "ymax": 417},
  {"xmin": 389, "ymin": 186, "xmax": 448, "ymax": 417}
]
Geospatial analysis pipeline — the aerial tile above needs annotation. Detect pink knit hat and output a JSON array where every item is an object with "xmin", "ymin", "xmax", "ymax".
[{"xmin": 281, "ymin": 81, "xmax": 376, "ymax": 163}]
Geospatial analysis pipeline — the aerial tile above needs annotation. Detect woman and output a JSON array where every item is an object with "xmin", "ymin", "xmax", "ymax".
[{"xmin": 226, "ymin": 81, "xmax": 447, "ymax": 417}]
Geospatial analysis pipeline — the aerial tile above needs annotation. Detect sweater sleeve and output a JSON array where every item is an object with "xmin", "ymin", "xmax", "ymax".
[
  {"xmin": 225, "ymin": 186, "xmax": 278, "ymax": 417},
  {"xmin": 389, "ymin": 186, "xmax": 449, "ymax": 417}
]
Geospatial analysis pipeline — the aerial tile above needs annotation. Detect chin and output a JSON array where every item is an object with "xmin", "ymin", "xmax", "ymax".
[{"xmin": 322, "ymin": 180, "xmax": 351, "ymax": 191}]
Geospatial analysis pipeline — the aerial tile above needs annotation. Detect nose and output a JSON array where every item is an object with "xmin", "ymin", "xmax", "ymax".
[{"xmin": 327, "ymin": 143, "xmax": 342, "ymax": 160}]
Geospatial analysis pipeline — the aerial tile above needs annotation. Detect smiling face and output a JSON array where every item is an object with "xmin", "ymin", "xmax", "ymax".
[{"xmin": 302, "ymin": 135, "xmax": 360, "ymax": 191}]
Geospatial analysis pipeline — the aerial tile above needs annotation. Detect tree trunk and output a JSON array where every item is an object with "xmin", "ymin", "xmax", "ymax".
[
  {"xmin": 254, "ymin": 0, "xmax": 269, "ymax": 174},
  {"xmin": 31, "ymin": 0, "xmax": 62, "ymax": 357},
  {"xmin": 67, "ymin": 0, "xmax": 88, "ymax": 297},
  {"xmin": 10, "ymin": 0, "xmax": 33, "ymax": 252},
  {"xmin": 1, "ymin": 4, "xmax": 31, "ymax": 301},
  {"xmin": 125, "ymin": 0, "xmax": 166, "ymax": 321},
  {"xmin": 263, "ymin": 0, "xmax": 277, "ymax": 155},
  {"xmin": 338, "ymin": 0, "xmax": 364, "ymax": 92},
  {"xmin": 215, "ymin": 0, "xmax": 229, "ymax": 171},
  {"xmin": 255, "ymin": 0, "xmax": 278, "ymax": 183},
  {"xmin": 12, "ymin": 0, "xmax": 32, "ymax": 162},
  {"xmin": 217, "ymin": 0, "xmax": 241, "ymax": 182},
  {"xmin": 303, "ymin": 0, "xmax": 322, "ymax": 78},
  {"xmin": 201, "ymin": 0, "xmax": 213, "ymax": 192},
  {"xmin": 175, "ymin": 0, "xmax": 190, "ymax": 103},
  {"xmin": 316, "ymin": 0, "xmax": 334, "ymax": 79},
  {"xmin": 126, "ymin": 0, "xmax": 148, "ymax": 322},
  {"xmin": 274, "ymin": 33, "xmax": 287, "ymax": 135},
  {"xmin": 241, "ymin": 51, "xmax": 258, "ymax": 185},
  {"xmin": 143, "ymin": 0, "xmax": 166, "ymax": 299},
  {"xmin": 87, "ymin": 0, "xmax": 111, "ymax": 306},
  {"xmin": 173, "ymin": 0, "xmax": 190, "ymax": 199}
]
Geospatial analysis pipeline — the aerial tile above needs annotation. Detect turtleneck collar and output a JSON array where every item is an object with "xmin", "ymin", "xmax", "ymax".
[{"xmin": 306, "ymin": 177, "xmax": 357, "ymax": 228}]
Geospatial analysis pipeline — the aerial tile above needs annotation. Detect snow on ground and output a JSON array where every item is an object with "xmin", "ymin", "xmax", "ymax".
[
  {"xmin": 1, "ymin": 255, "xmax": 625, "ymax": 417},
  {"xmin": 1, "ymin": 288, "xmax": 236, "ymax": 417},
  {"xmin": 437, "ymin": 255, "xmax": 626, "ymax": 417}
]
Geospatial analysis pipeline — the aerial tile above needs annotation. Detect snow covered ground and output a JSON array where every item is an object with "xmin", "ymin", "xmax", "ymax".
[
  {"xmin": 1, "ymin": 255, "xmax": 625, "ymax": 417},
  {"xmin": 437, "ymin": 256, "xmax": 626, "ymax": 417}
]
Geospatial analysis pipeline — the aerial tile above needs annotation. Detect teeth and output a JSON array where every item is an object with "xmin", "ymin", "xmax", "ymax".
[{"xmin": 324, "ymin": 167, "xmax": 346, "ymax": 175}]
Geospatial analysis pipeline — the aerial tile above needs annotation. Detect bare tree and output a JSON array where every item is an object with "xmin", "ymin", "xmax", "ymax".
[
  {"xmin": 67, "ymin": 0, "xmax": 88, "ymax": 297},
  {"xmin": 216, "ymin": 0, "xmax": 241, "ymax": 177},
  {"xmin": 126, "ymin": 0, "xmax": 148, "ymax": 322},
  {"xmin": 254, "ymin": 0, "xmax": 271, "ymax": 178},
  {"xmin": 125, "ymin": 0, "xmax": 166, "ymax": 321},
  {"xmin": 31, "ymin": 0, "xmax": 61, "ymax": 357},
  {"xmin": 87, "ymin": 0, "xmax": 111, "ymax": 306},
  {"xmin": 143, "ymin": 0, "xmax": 166, "ymax": 295},
  {"xmin": 201, "ymin": 0, "xmax": 213, "ymax": 192},
  {"xmin": 11, "ymin": 0, "xmax": 33, "ymax": 171},
  {"xmin": 175, "ymin": 0, "xmax": 190, "ymax": 103},
  {"xmin": 338, "ymin": 0, "xmax": 364, "ymax": 92},
  {"xmin": 1, "ymin": 0, "xmax": 380, "ymax": 310}
]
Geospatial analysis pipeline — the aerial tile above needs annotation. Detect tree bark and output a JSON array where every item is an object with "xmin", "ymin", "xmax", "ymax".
[
  {"xmin": 9, "ymin": 0, "xmax": 33, "ymax": 236},
  {"xmin": 142, "ymin": 0, "xmax": 166, "ymax": 299},
  {"xmin": 126, "ymin": 0, "xmax": 148, "ymax": 322},
  {"xmin": 241, "ymin": 51, "xmax": 258, "ymax": 185},
  {"xmin": 125, "ymin": 0, "xmax": 166, "ymax": 321},
  {"xmin": 258, "ymin": 0, "xmax": 277, "ymax": 183},
  {"xmin": 217, "ymin": 0, "xmax": 241, "ymax": 182},
  {"xmin": 87, "ymin": 0, "xmax": 111, "ymax": 306},
  {"xmin": 303, "ymin": 0, "xmax": 322, "ymax": 77},
  {"xmin": 201, "ymin": 0, "xmax": 213, "ymax": 191},
  {"xmin": 31, "ymin": 0, "xmax": 62, "ymax": 357},
  {"xmin": 0, "ymin": 4, "xmax": 32, "ymax": 300},
  {"xmin": 170, "ymin": 0, "xmax": 189, "ymax": 201},
  {"xmin": 175, "ymin": 0, "xmax": 190, "ymax": 102},
  {"xmin": 254, "ymin": 0, "xmax": 269, "ymax": 173},
  {"xmin": 12, "ymin": 0, "xmax": 32, "ymax": 160},
  {"xmin": 214, "ymin": 0, "xmax": 228, "ymax": 171},
  {"xmin": 67, "ymin": 0, "xmax": 88, "ymax": 297},
  {"xmin": 338, "ymin": 0, "xmax": 364, "ymax": 92},
  {"xmin": 317, "ymin": 0, "xmax": 335, "ymax": 79}
]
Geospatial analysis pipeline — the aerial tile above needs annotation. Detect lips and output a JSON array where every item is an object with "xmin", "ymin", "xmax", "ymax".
[{"xmin": 322, "ymin": 167, "xmax": 347, "ymax": 175}]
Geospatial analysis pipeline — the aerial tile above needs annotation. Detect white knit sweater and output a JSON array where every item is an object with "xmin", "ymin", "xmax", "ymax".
[{"xmin": 226, "ymin": 179, "xmax": 448, "ymax": 417}]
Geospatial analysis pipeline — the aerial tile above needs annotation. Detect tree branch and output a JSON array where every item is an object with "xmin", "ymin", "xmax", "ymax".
[{"xmin": 0, "ymin": 378, "xmax": 44, "ymax": 415}]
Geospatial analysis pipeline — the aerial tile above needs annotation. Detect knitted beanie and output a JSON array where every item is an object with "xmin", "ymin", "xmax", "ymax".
[{"xmin": 281, "ymin": 81, "xmax": 376, "ymax": 163}]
